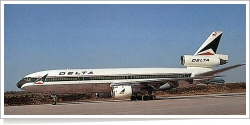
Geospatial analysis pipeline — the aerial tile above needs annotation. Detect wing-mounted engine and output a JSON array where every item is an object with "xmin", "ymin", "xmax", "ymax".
[
  {"xmin": 180, "ymin": 54, "xmax": 228, "ymax": 68},
  {"xmin": 111, "ymin": 86, "xmax": 132, "ymax": 98}
]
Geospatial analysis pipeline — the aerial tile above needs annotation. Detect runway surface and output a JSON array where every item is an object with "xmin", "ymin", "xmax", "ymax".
[{"xmin": 4, "ymin": 93, "xmax": 246, "ymax": 116}]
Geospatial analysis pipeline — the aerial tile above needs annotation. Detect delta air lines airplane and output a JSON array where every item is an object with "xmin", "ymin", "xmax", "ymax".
[{"xmin": 17, "ymin": 31, "xmax": 244, "ymax": 105}]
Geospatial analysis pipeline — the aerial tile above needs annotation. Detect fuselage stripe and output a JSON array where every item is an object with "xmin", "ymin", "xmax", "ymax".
[{"xmin": 23, "ymin": 74, "xmax": 192, "ymax": 83}]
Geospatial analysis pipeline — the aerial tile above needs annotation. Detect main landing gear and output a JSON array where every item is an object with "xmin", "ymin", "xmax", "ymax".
[
  {"xmin": 51, "ymin": 94, "xmax": 57, "ymax": 105},
  {"xmin": 130, "ymin": 87, "xmax": 156, "ymax": 101},
  {"xmin": 130, "ymin": 94, "xmax": 156, "ymax": 101}
]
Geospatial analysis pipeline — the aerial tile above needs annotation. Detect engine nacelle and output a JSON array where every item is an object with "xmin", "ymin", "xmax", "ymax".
[
  {"xmin": 111, "ymin": 85, "xmax": 133, "ymax": 98},
  {"xmin": 201, "ymin": 78, "xmax": 225, "ymax": 84},
  {"xmin": 180, "ymin": 55, "xmax": 228, "ymax": 67}
]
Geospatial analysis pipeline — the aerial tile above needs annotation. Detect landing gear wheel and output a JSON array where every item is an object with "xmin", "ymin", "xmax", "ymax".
[
  {"xmin": 143, "ymin": 95, "xmax": 150, "ymax": 101},
  {"xmin": 136, "ymin": 96, "xmax": 142, "ymax": 100},
  {"xmin": 130, "ymin": 95, "xmax": 137, "ymax": 101},
  {"xmin": 52, "ymin": 100, "xmax": 56, "ymax": 105},
  {"xmin": 149, "ymin": 95, "xmax": 156, "ymax": 100}
]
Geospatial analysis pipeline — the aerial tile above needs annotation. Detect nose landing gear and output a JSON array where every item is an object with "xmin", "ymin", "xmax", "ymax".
[{"xmin": 51, "ymin": 94, "xmax": 57, "ymax": 105}]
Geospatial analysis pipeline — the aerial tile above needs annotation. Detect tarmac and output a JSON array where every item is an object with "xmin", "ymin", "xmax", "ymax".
[{"xmin": 4, "ymin": 93, "xmax": 246, "ymax": 117}]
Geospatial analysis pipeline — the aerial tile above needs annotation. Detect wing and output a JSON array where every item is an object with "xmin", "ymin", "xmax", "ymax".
[
  {"xmin": 110, "ymin": 64, "xmax": 245, "ymax": 89},
  {"xmin": 195, "ymin": 64, "xmax": 245, "ymax": 77}
]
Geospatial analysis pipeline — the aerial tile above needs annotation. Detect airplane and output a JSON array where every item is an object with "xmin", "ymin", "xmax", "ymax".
[{"xmin": 16, "ymin": 31, "xmax": 245, "ymax": 105}]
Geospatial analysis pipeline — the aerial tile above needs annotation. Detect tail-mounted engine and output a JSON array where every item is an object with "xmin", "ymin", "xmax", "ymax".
[{"xmin": 180, "ymin": 54, "xmax": 228, "ymax": 67}]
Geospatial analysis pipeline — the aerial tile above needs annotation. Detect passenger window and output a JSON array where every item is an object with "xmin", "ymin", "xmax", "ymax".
[{"xmin": 59, "ymin": 72, "xmax": 65, "ymax": 75}]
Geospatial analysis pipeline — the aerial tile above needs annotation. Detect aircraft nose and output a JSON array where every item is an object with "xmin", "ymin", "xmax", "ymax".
[{"xmin": 16, "ymin": 79, "xmax": 27, "ymax": 89}]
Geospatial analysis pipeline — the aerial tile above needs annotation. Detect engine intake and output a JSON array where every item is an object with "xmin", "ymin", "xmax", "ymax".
[{"xmin": 111, "ymin": 85, "xmax": 133, "ymax": 98}]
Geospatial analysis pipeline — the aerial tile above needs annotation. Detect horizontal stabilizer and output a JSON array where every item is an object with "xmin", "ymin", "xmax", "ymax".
[{"xmin": 196, "ymin": 64, "xmax": 245, "ymax": 77}]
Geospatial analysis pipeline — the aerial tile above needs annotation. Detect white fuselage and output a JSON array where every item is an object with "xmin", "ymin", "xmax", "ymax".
[{"xmin": 17, "ymin": 67, "xmax": 212, "ymax": 94}]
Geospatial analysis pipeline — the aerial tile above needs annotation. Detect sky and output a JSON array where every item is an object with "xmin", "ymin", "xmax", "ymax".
[{"xmin": 2, "ymin": 2, "xmax": 247, "ymax": 91}]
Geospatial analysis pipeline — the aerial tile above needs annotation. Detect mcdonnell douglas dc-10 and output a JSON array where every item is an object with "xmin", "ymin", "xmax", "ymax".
[{"xmin": 17, "ymin": 31, "xmax": 244, "ymax": 105}]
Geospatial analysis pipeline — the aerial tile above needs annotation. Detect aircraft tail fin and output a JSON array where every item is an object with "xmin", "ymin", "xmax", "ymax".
[
  {"xmin": 181, "ymin": 31, "xmax": 228, "ymax": 68},
  {"xmin": 194, "ymin": 31, "xmax": 223, "ymax": 56}
]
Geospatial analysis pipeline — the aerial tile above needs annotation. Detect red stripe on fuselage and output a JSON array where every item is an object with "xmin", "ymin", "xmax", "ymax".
[{"xmin": 198, "ymin": 52, "xmax": 214, "ymax": 55}]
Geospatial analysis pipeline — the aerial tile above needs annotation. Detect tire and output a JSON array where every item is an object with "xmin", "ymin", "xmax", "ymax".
[
  {"xmin": 149, "ymin": 95, "xmax": 156, "ymax": 100},
  {"xmin": 143, "ymin": 96, "xmax": 150, "ymax": 101},
  {"xmin": 130, "ymin": 95, "xmax": 137, "ymax": 101},
  {"xmin": 136, "ymin": 96, "xmax": 143, "ymax": 100},
  {"xmin": 52, "ymin": 101, "xmax": 56, "ymax": 105}
]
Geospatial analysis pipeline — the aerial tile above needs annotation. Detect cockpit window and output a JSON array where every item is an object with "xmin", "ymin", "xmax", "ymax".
[
  {"xmin": 23, "ymin": 77, "xmax": 37, "ymax": 82},
  {"xmin": 23, "ymin": 77, "xmax": 31, "ymax": 81},
  {"xmin": 31, "ymin": 78, "xmax": 37, "ymax": 82}
]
